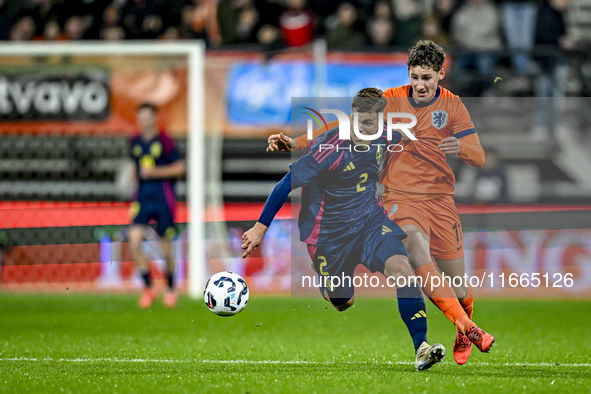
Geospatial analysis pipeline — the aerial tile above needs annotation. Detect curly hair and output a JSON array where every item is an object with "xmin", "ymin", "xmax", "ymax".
[
  {"xmin": 351, "ymin": 87, "xmax": 387, "ymax": 114},
  {"xmin": 407, "ymin": 40, "xmax": 445, "ymax": 72}
]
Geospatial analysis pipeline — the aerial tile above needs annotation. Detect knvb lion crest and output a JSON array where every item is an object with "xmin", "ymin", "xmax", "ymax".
[{"xmin": 431, "ymin": 110, "xmax": 448, "ymax": 130}]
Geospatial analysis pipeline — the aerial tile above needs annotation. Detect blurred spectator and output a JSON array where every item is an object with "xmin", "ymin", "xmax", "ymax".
[
  {"xmin": 182, "ymin": 0, "xmax": 221, "ymax": 45},
  {"xmin": 60, "ymin": 0, "xmax": 110, "ymax": 39},
  {"xmin": 470, "ymin": 146, "xmax": 509, "ymax": 204},
  {"xmin": 0, "ymin": 0, "xmax": 18, "ymax": 40},
  {"xmin": 217, "ymin": 0, "xmax": 244, "ymax": 44},
  {"xmin": 9, "ymin": 16, "xmax": 36, "ymax": 41},
  {"xmin": 101, "ymin": 25, "xmax": 125, "ymax": 40},
  {"xmin": 419, "ymin": 15, "xmax": 448, "ymax": 46},
  {"xmin": 120, "ymin": 0, "xmax": 166, "ymax": 40},
  {"xmin": 432, "ymin": 0, "xmax": 457, "ymax": 34},
  {"xmin": 30, "ymin": 0, "xmax": 61, "ymax": 37},
  {"xmin": 450, "ymin": 0, "xmax": 501, "ymax": 77},
  {"xmin": 98, "ymin": 4, "xmax": 125, "ymax": 40},
  {"xmin": 391, "ymin": 0, "xmax": 424, "ymax": 47},
  {"xmin": 325, "ymin": 3, "xmax": 365, "ymax": 48},
  {"xmin": 63, "ymin": 15, "xmax": 88, "ymax": 40},
  {"xmin": 531, "ymin": 0, "xmax": 573, "ymax": 140},
  {"xmin": 373, "ymin": 0, "xmax": 395, "ymax": 19},
  {"xmin": 41, "ymin": 19, "xmax": 64, "ymax": 40},
  {"xmin": 258, "ymin": 23, "xmax": 285, "ymax": 56},
  {"xmin": 235, "ymin": 5, "xmax": 261, "ymax": 43},
  {"xmin": 258, "ymin": 23, "xmax": 282, "ymax": 45},
  {"xmin": 367, "ymin": 17, "xmax": 395, "ymax": 47},
  {"xmin": 500, "ymin": 0, "xmax": 540, "ymax": 76},
  {"xmin": 279, "ymin": 0, "xmax": 315, "ymax": 47}
]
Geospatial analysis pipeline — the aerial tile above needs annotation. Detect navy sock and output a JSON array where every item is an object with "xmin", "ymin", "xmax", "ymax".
[
  {"xmin": 397, "ymin": 282, "xmax": 428, "ymax": 352},
  {"xmin": 141, "ymin": 270, "xmax": 152, "ymax": 288},
  {"xmin": 166, "ymin": 270, "xmax": 175, "ymax": 290}
]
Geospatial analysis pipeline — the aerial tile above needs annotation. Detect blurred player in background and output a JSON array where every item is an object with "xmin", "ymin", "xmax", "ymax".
[
  {"xmin": 243, "ymin": 88, "xmax": 446, "ymax": 371},
  {"xmin": 129, "ymin": 102, "xmax": 185, "ymax": 309},
  {"xmin": 268, "ymin": 40, "xmax": 493, "ymax": 364}
]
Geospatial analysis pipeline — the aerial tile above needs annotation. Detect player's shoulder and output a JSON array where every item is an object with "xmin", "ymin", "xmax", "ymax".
[
  {"xmin": 383, "ymin": 85, "xmax": 411, "ymax": 98},
  {"xmin": 439, "ymin": 86, "xmax": 462, "ymax": 100},
  {"xmin": 157, "ymin": 130, "xmax": 174, "ymax": 143},
  {"xmin": 309, "ymin": 127, "xmax": 340, "ymax": 150},
  {"xmin": 157, "ymin": 130, "xmax": 177, "ymax": 152},
  {"xmin": 308, "ymin": 127, "xmax": 348, "ymax": 162}
]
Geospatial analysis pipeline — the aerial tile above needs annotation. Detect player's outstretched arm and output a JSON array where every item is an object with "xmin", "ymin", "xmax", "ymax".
[
  {"xmin": 242, "ymin": 171, "xmax": 293, "ymax": 258},
  {"xmin": 269, "ymin": 120, "xmax": 340, "ymax": 152}
]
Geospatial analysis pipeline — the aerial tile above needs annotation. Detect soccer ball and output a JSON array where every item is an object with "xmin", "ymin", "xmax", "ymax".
[{"xmin": 203, "ymin": 271, "xmax": 249, "ymax": 316}]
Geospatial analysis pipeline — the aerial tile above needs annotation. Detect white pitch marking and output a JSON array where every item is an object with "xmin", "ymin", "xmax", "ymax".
[{"xmin": 1, "ymin": 358, "xmax": 591, "ymax": 367}]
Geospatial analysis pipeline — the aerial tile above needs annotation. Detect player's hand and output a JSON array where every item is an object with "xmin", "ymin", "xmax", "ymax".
[
  {"xmin": 267, "ymin": 133, "xmax": 294, "ymax": 152},
  {"xmin": 241, "ymin": 222, "xmax": 269, "ymax": 258},
  {"xmin": 438, "ymin": 137, "xmax": 461, "ymax": 154}
]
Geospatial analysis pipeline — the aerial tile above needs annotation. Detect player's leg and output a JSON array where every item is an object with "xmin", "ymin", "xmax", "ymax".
[
  {"xmin": 129, "ymin": 223, "xmax": 156, "ymax": 308},
  {"xmin": 434, "ymin": 257, "xmax": 475, "ymax": 365},
  {"xmin": 433, "ymin": 256, "xmax": 473, "ymax": 316},
  {"xmin": 364, "ymin": 220, "xmax": 444, "ymax": 371},
  {"xmin": 401, "ymin": 224, "xmax": 474, "ymax": 333},
  {"xmin": 384, "ymin": 254, "xmax": 446, "ymax": 371},
  {"xmin": 308, "ymin": 244, "xmax": 355, "ymax": 311},
  {"xmin": 429, "ymin": 196, "xmax": 493, "ymax": 358},
  {"xmin": 157, "ymin": 207, "xmax": 178, "ymax": 308}
]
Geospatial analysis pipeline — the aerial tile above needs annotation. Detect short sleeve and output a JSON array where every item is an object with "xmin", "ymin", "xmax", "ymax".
[{"xmin": 451, "ymin": 99, "xmax": 476, "ymax": 137}]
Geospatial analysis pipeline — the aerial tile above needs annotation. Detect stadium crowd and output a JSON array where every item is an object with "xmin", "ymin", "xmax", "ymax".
[
  {"xmin": 1, "ymin": 0, "xmax": 590, "ymax": 96},
  {"xmin": 0, "ymin": 0, "xmax": 587, "ymax": 49}
]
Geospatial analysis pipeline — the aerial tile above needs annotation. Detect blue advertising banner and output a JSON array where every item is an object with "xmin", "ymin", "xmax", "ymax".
[{"xmin": 227, "ymin": 62, "xmax": 409, "ymax": 126}]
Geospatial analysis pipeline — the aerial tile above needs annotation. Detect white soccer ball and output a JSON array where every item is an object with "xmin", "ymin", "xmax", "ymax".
[{"xmin": 203, "ymin": 271, "xmax": 249, "ymax": 316}]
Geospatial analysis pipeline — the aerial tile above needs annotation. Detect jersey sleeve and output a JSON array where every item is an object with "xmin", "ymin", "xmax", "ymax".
[
  {"xmin": 258, "ymin": 171, "xmax": 292, "ymax": 227},
  {"xmin": 452, "ymin": 99, "xmax": 485, "ymax": 167},
  {"xmin": 451, "ymin": 99, "xmax": 475, "ymax": 137},
  {"xmin": 293, "ymin": 119, "xmax": 340, "ymax": 151}
]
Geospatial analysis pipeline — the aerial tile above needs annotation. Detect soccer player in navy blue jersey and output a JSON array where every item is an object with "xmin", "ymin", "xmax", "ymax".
[
  {"xmin": 242, "ymin": 88, "xmax": 445, "ymax": 370},
  {"xmin": 129, "ymin": 102, "xmax": 185, "ymax": 309}
]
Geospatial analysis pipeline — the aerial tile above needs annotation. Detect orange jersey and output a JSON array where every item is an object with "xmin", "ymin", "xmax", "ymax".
[{"xmin": 381, "ymin": 85, "xmax": 484, "ymax": 202}]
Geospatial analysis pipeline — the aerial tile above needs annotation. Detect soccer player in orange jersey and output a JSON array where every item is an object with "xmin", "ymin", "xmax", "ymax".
[{"xmin": 268, "ymin": 40, "xmax": 493, "ymax": 364}]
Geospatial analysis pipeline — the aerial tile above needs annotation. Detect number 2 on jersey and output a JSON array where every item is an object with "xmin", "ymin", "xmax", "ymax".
[{"xmin": 356, "ymin": 173, "xmax": 368, "ymax": 192}]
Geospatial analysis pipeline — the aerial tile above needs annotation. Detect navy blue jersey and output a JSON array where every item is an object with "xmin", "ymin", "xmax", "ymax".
[
  {"xmin": 291, "ymin": 128, "xmax": 405, "ymax": 245},
  {"xmin": 129, "ymin": 131, "xmax": 181, "ymax": 202}
]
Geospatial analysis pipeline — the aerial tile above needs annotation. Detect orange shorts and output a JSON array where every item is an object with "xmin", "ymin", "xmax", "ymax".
[{"xmin": 383, "ymin": 195, "xmax": 464, "ymax": 260}]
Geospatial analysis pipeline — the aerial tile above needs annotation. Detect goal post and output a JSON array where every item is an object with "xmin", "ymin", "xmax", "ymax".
[{"xmin": 0, "ymin": 41, "xmax": 206, "ymax": 297}]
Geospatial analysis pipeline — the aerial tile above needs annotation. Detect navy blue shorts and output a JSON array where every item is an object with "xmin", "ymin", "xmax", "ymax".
[
  {"xmin": 130, "ymin": 198, "xmax": 177, "ymax": 238},
  {"xmin": 307, "ymin": 213, "xmax": 407, "ymax": 305}
]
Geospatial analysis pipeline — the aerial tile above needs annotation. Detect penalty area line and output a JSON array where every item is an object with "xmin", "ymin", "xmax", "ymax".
[{"xmin": 1, "ymin": 357, "xmax": 591, "ymax": 367}]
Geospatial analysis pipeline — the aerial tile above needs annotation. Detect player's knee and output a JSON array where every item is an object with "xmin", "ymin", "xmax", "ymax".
[
  {"xmin": 405, "ymin": 235, "xmax": 431, "ymax": 267},
  {"xmin": 332, "ymin": 298, "xmax": 354, "ymax": 311},
  {"xmin": 384, "ymin": 256, "xmax": 412, "ymax": 279}
]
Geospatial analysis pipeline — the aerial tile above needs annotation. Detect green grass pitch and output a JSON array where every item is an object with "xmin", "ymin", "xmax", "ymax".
[{"xmin": 1, "ymin": 294, "xmax": 590, "ymax": 393}]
